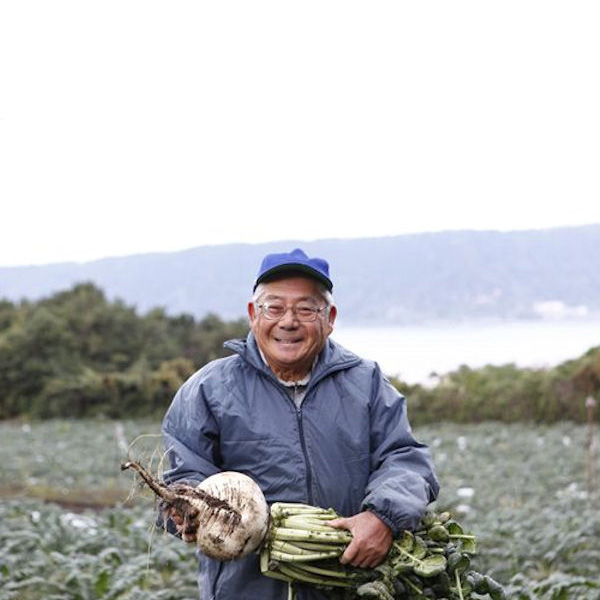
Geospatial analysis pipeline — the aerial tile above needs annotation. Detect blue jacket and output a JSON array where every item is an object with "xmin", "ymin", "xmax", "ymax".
[{"xmin": 162, "ymin": 333, "xmax": 439, "ymax": 600}]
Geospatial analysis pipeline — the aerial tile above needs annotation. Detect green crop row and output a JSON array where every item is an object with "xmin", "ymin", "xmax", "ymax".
[{"xmin": 0, "ymin": 419, "xmax": 599, "ymax": 599}]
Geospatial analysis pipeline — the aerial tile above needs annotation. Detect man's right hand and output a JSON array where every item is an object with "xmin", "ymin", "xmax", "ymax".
[{"xmin": 158, "ymin": 483, "xmax": 201, "ymax": 543}]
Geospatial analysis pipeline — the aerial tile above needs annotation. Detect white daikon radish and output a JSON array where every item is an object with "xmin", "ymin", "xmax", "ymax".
[{"xmin": 122, "ymin": 461, "xmax": 270, "ymax": 561}]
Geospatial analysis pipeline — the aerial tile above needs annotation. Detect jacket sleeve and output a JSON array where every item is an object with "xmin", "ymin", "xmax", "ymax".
[
  {"xmin": 161, "ymin": 367, "xmax": 222, "ymax": 486},
  {"xmin": 156, "ymin": 368, "xmax": 223, "ymax": 535},
  {"xmin": 361, "ymin": 365, "xmax": 440, "ymax": 535}
]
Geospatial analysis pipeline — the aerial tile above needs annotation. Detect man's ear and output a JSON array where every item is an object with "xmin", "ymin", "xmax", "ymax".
[
  {"xmin": 327, "ymin": 305, "xmax": 337, "ymax": 329},
  {"xmin": 247, "ymin": 301, "xmax": 257, "ymax": 324}
]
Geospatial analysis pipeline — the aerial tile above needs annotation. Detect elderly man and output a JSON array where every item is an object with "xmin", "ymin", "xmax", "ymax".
[{"xmin": 161, "ymin": 248, "xmax": 439, "ymax": 600}]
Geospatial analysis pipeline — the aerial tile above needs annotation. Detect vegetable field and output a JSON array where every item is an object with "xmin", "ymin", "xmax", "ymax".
[{"xmin": 0, "ymin": 419, "xmax": 598, "ymax": 600}]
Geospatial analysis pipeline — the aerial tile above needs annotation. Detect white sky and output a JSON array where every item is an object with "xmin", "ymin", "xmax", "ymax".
[{"xmin": 1, "ymin": 1, "xmax": 599, "ymax": 267}]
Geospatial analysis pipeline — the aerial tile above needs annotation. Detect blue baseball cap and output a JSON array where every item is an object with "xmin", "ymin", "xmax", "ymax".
[{"xmin": 253, "ymin": 248, "xmax": 333, "ymax": 292}]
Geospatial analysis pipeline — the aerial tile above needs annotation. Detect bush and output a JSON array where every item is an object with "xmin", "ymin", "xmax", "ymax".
[{"xmin": 394, "ymin": 347, "xmax": 600, "ymax": 425}]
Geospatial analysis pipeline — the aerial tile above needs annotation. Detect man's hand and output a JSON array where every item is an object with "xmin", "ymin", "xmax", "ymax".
[
  {"xmin": 327, "ymin": 510, "xmax": 393, "ymax": 568},
  {"xmin": 158, "ymin": 483, "xmax": 201, "ymax": 543}
]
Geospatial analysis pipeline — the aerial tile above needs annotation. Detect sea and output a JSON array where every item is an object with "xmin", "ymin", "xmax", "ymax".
[{"xmin": 331, "ymin": 318, "xmax": 600, "ymax": 385}]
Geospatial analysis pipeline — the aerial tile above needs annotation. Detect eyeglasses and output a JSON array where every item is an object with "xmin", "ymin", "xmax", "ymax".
[{"xmin": 256, "ymin": 301, "xmax": 328, "ymax": 322}]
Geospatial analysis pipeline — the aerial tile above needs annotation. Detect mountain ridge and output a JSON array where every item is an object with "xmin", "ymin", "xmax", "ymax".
[{"xmin": 2, "ymin": 224, "xmax": 599, "ymax": 325}]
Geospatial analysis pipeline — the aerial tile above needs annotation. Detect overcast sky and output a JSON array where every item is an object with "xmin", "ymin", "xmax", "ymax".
[{"xmin": 1, "ymin": 1, "xmax": 599, "ymax": 267}]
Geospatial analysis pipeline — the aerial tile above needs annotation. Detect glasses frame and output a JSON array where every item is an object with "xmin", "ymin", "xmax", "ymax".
[{"xmin": 256, "ymin": 301, "xmax": 329, "ymax": 322}]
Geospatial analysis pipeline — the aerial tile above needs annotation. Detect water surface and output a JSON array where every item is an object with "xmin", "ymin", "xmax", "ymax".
[{"xmin": 332, "ymin": 318, "xmax": 600, "ymax": 383}]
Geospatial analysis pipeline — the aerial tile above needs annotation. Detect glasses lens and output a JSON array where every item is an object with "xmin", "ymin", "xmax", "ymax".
[
  {"xmin": 259, "ymin": 303, "xmax": 321, "ymax": 322},
  {"xmin": 294, "ymin": 305, "xmax": 319, "ymax": 321},
  {"xmin": 261, "ymin": 303, "xmax": 285, "ymax": 320}
]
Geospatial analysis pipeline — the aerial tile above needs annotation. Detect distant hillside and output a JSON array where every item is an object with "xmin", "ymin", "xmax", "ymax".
[{"xmin": 2, "ymin": 225, "xmax": 600, "ymax": 325}]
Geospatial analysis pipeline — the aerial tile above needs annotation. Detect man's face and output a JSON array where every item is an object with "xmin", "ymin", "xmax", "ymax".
[{"xmin": 248, "ymin": 276, "xmax": 337, "ymax": 380}]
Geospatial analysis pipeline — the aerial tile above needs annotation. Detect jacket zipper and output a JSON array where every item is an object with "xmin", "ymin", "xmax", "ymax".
[
  {"xmin": 293, "ymin": 384, "xmax": 315, "ymax": 506},
  {"xmin": 241, "ymin": 351, "xmax": 361, "ymax": 506}
]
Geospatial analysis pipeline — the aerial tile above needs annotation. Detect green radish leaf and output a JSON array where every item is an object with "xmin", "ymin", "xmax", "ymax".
[
  {"xmin": 413, "ymin": 536, "xmax": 428, "ymax": 559},
  {"xmin": 460, "ymin": 536, "xmax": 477, "ymax": 554},
  {"xmin": 468, "ymin": 570, "xmax": 486, "ymax": 593},
  {"xmin": 413, "ymin": 554, "xmax": 447, "ymax": 578},
  {"xmin": 438, "ymin": 511, "xmax": 451, "ymax": 523},
  {"xmin": 460, "ymin": 578, "xmax": 473, "ymax": 596},
  {"xmin": 447, "ymin": 551, "xmax": 470, "ymax": 574},
  {"xmin": 446, "ymin": 521, "xmax": 463, "ymax": 536},
  {"xmin": 427, "ymin": 524, "xmax": 450, "ymax": 543},
  {"xmin": 434, "ymin": 570, "xmax": 452, "ymax": 594},
  {"xmin": 397, "ymin": 530, "xmax": 414, "ymax": 552},
  {"xmin": 392, "ymin": 561, "xmax": 414, "ymax": 575},
  {"xmin": 485, "ymin": 575, "xmax": 508, "ymax": 600},
  {"xmin": 420, "ymin": 511, "xmax": 437, "ymax": 528}
]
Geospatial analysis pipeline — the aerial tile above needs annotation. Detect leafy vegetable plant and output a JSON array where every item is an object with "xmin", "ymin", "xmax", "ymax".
[{"xmin": 261, "ymin": 502, "xmax": 506, "ymax": 600}]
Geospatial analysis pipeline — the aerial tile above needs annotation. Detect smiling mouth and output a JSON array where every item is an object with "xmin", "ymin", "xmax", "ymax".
[{"xmin": 274, "ymin": 337, "xmax": 302, "ymax": 345}]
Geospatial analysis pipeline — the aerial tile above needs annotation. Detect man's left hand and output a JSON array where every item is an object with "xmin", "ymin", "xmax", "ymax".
[{"xmin": 327, "ymin": 510, "xmax": 393, "ymax": 568}]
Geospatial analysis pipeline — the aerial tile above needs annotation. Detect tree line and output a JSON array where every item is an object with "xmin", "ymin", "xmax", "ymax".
[
  {"xmin": 0, "ymin": 283, "xmax": 598, "ymax": 423},
  {"xmin": 0, "ymin": 283, "xmax": 248, "ymax": 419},
  {"xmin": 392, "ymin": 349, "xmax": 599, "ymax": 425}
]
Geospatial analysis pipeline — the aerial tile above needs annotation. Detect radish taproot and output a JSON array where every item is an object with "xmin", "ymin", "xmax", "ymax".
[{"xmin": 121, "ymin": 460, "xmax": 270, "ymax": 561}]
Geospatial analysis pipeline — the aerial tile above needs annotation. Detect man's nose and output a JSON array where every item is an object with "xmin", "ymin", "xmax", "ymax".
[{"xmin": 278, "ymin": 308, "xmax": 299, "ymax": 327}]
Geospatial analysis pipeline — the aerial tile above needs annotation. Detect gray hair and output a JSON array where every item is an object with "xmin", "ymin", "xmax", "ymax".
[{"xmin": 252, "ymin": 281, "xmax": 335, "ymax": 309}]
